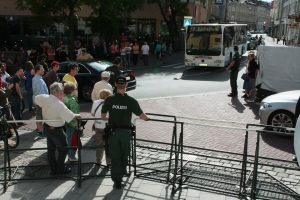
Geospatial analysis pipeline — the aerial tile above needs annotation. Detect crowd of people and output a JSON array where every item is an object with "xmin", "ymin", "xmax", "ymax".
[
  {"xmin": 0, "ymin": 55, "xmax": 150, "ymax": 189},
  {"xmin": 1, "ymin": 32, "xmax": 179, "ymax": 71}
]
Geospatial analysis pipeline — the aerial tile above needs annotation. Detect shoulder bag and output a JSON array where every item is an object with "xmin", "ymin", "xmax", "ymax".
[{"xmin": 92, "ymin": 102, "xmax": 104, "ymax": 132}]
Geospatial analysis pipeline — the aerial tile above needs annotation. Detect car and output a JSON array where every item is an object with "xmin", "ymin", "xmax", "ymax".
[
  {"xmin": 259, "ymin": 90, "xmax": 300, "ymax": 133},
  {"xmin": 57, "ymin": 60, "xmax": 136, "ymax": 101},
  {"xmin": 247, "ymin": 37, "xmax": 257, "ymax": 50}
]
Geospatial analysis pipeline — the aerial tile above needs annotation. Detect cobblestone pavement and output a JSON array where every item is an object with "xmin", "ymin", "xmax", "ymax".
[
  {"xmin": 0, "ymin": 128, "xmax": 299, "ymax": 199},
  {"xmin": 21, "ymin": 91, "xmax": 295, "ymax": 162},
  {"xmin": 0, "ymin": 91, "xmax": 298, "ymax": 199}
]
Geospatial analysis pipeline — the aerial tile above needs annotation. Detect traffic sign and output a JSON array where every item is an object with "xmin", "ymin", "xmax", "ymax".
[
  {"xmin": 183, "ymin": 19, "xmax": 191, "ymax": 27},
  {"xmin": 214, "ymin": 0, "xmax": 223, "ymax": 5}
]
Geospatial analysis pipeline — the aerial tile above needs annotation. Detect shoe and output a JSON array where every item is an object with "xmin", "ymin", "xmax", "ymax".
[
  {"xmin": 293, "ymin": 156, "xmax": 298, "ymax": 161},
  {"xmin": 38, "ymin": 132, "xmax": 46, "ymax": 139},
  {"xmin": 241, "ymin": 94, "xmax": 248, "ymax": 98},
  {"xmin": 105, "ymin": 164, "xmax": 111, "ymax": 168},
  {"xmin": 96, "ymin": 162, "xmax": 101, "ymax": 165},
  {"xmin": 57, "ymin": 168, "xmax": 72, "ymax": 174},
  {"xmin": 114, "ymin": 181, "xmax": 122, "ymax": 189},
  {"xmin": 68, "ymin": 158, "xmax": 78, "ymax": 162},
  {"xmin": 123, "ymin": 172, "xmax": 131, "ymax": 177},
  {"xmin": 246, "ymin": 99, "xmax": 254, "ymax": 103},
  {"xmin": 227, "ymin": 93, "xmax": 237, "ymax": 97},
  {"xmin": 245, "ymin": 95, "xmax": 250, "ymax": 99}
]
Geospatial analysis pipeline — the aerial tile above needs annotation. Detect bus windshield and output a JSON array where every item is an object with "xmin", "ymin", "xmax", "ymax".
[{"xmin": 186, "ymin": 26, "xmax": 222, "ymax": 56}]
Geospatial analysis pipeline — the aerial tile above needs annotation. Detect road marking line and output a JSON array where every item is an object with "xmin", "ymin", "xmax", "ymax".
[
  {"xmin": 173, "ymin": 65, "xmax": 187, "ymax": 69},
  {"xmin": 160, "ymin": 63, "xmax": 184, "ymax": 68},
  {"xmin": 174, "ymin": 71, "xmax": 211, "ymax": 80}
]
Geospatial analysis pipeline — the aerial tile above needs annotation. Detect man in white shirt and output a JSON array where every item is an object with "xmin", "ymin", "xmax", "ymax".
[
  {"xmin": 91, "ymin": 71, "xmax": 113, "ymax": 101},
  {"xmin": 141, "ymin": 41, "xmax": 150, "ymax": 66},
  {"xmin": 35, "ymin": 82, "xmax": 81, "ymax": 175}
]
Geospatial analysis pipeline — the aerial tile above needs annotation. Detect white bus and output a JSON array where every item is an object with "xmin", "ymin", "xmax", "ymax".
[{"xmin": 185, "ymin": 23, "xmax": 247, "ymax": 67}]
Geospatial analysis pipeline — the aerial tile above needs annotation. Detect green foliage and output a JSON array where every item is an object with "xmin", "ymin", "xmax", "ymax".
[
  {"xmin": 148, "ymin": 0, "xmax": 190, "ymax": 41},
  {"xmin": 14, "ymin": 0, "xmax": 98, "ymax": 59},
  {"xmin": 89, "ymin": 0, "xmax": 144, "ymax": 40},
  {"xmin": 14, "ymin": 0, "xmax": 144, "ymax": 56}
]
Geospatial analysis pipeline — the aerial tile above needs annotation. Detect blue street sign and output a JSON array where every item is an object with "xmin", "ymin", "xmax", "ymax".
[
  {"xmin": 183, "ymin": 19, "xmax": 192, "ymax": 27},
  {"xmin": 214, "ymin": 0, "xmax": 223, "ymax": 5}
]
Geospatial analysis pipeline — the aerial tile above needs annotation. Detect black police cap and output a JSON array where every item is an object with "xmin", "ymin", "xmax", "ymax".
[
  {"xmin": 115, "ymin": 75, "xmax": 127, "ymax": 84},
  {"xmin": 113, "ymin": 57, "xmax": 121, "ymax": 64}
]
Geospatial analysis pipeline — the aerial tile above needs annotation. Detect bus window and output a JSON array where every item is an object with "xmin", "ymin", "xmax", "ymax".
[
  {"xmin": 223, "ymin": 27, "xmax": 234, "ymax": 48},
  {"xmin": 186, "ymin": 25, "xmax": 222, "ymax": 56}
]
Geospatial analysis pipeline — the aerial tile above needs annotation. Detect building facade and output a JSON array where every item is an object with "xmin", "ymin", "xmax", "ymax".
[
  {"xmin": 272, "ymin": 0, "xmax": 300, "ymax": 45},
  {"xmin": 0, "ymin": 0, "xmax": 211, "ymax": 46},
  {"xmin": 228, "ymin": 0, "xmax": 258, "ymax": 30}
]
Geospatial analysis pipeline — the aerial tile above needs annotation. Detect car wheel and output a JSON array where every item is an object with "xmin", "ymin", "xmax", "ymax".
[
  {"xmin": 268, "ymin": 110, "xmax": 296, "ymax": 133},
  {"xmin": 81, "ymin": 84, "xmax": 93, "ymax": 101}
]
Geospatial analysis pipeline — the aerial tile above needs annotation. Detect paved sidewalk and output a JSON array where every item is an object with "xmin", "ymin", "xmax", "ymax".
[
  {"xmin": 2, "ymin": 49, "xmax": 299, "ymax": 199},
  {"xmin": 1, "ymin": 91, "xmax": 299, "ymax": 199},
  {"xmin": 0, "ymin": 129, "xmax": 238, "ymax": 200},
  {"xmin": 264, "ymin": 34, "xmax": 287, "ymax": 46}
]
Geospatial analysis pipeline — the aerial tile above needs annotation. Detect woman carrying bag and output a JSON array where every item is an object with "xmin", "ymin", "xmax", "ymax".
[
  {"xmin": 245, "ymin": 53, "xmax": 259, "ymax": 103},
  {"xmin": 62, "ymin": 81, "xmax": 80, "ymax": 162},
  {"xmin": 241, "ymin": 58, "xmax": 251, "ymax": 99}
]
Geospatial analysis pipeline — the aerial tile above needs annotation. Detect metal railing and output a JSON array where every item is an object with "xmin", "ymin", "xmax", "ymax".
[{"xmin": 0, "ymin": 115, "xmax": 299, "ymax": 200}]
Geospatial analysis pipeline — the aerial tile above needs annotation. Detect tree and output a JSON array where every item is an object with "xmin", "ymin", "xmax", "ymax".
[
  {"xmin": 14, "ymin": 0, "xmax": 99, "ymax": 59},
  {"xmin": 89, "ymin": 0, "xmax": 144, "ymax": 41},
  {"xmin": 149, "ymin": 0, "xmax": 190, "ymax": 42}
]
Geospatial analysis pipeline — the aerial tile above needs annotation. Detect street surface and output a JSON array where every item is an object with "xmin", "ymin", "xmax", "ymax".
[
  {"xmin": 19, "ymin": 34, "xmax": 294, "ymax": 164},
  {"xmin": 2, "ymin": 34, "xmax": 299, "ymax": 199}
]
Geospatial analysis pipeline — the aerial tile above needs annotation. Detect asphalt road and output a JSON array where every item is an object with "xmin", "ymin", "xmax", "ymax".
[
  {"xmin": 21, "ymin": 34, "xmax": 271, "ymax": 105},
  {"xmin": 128, "ymin": 34, "xmax": 271, "ymax": 100}
]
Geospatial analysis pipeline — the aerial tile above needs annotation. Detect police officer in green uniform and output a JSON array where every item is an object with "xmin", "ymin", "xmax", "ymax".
[
  {"xmin": 226, "ymin": 46, "xmax": 240, "ymax": 97},
  {"xmin": 101, "ymin": 75, "xmax": 150, "ymax": 189},
  {"xmin": 105, "ymin": 57, "xmax": 122, "ymax": 93}
]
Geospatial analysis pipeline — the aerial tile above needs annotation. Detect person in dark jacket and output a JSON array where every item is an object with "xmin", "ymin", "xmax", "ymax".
[{"xmin": 245, "ymin": 53, "xmax": 259, "ymax": 103}]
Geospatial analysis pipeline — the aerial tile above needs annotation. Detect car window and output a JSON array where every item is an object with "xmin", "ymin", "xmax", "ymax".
[
  {"xmin": 88, "ymin": 61, "xmax": 112, "ymax": 71},
  {"xmin": 78, "ymin": 64, "xmax": 90, "ymax": 74},
  {"xmin": 58, "ymin": 63, "xmax": 68, "ymax": 73}
]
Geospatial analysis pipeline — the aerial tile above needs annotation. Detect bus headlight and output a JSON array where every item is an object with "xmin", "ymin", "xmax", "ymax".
[{"xmin": 185, "ymin": 59, "xmax": 192, "ymax": 62}]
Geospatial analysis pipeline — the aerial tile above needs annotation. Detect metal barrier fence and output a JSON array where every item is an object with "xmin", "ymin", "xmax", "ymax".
[
  {"xmin": 133, "ymin": 113, "xmax": 300, "ymax": 199},
  {"xmin": 0, "ymin": 118, "xmax": 134, "ymax": 192},
  {"xmin": 0, "ymin": 115, "xmax": 300, "ymax": 200}
]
